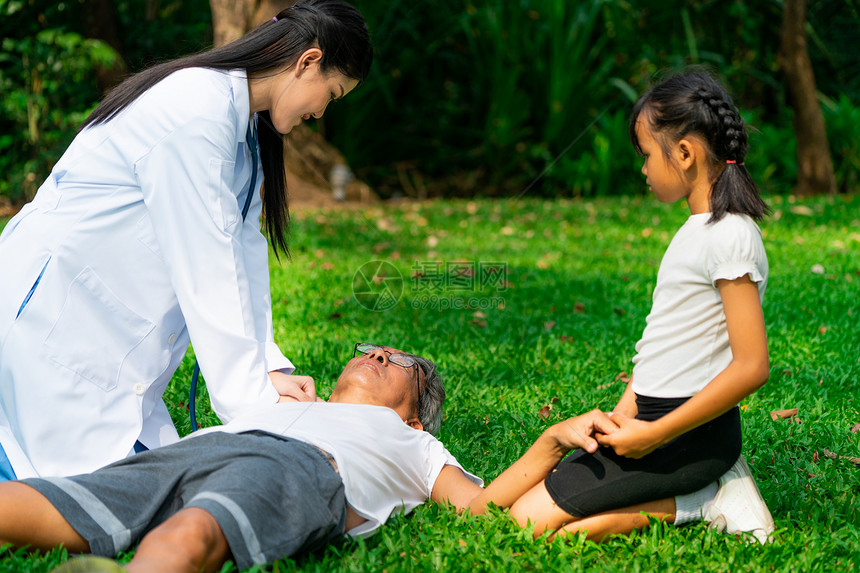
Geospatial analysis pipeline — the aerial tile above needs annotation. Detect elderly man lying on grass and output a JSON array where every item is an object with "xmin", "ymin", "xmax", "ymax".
[{"xmin": 0, "ymin": 343, "xmax": 759, "ymax": 573}]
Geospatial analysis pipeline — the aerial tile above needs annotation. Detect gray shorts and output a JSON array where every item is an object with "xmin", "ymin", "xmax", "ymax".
[{"xmin": 24, "ymin": 431, "xmax": 346, "ymax": 570}]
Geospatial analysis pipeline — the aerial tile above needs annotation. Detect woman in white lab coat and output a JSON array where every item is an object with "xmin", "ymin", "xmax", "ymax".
[{"xmin": 0, "ymin": 0, "xmax": 371, "ymax": 480}]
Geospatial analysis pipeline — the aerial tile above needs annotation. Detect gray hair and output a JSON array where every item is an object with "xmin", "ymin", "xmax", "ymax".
[{"xmin": 413, "ymin": 355, "xmax": 445, "ymax": 435}]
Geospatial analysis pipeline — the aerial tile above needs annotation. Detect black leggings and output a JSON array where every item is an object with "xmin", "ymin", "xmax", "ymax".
[{"xmin": 544, "ymin": 395, "xmax": 741, "ymax": 518}]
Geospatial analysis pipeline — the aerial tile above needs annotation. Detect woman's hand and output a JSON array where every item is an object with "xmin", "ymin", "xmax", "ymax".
[
  {"xmin": 269, "ymin": 371, "xmax": 318, "ymax": 402},
  {"xmin": 596, "ymin": 413, "xmax": 665, "ymax": 458}
]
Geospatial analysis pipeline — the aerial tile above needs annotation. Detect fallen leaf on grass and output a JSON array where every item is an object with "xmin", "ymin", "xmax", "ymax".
[
  {"xmin": 544, "ymin": 321, "xmax": 556, "ymax": 330},
  {"xmin": 597, "ymin": 372, "xmax": 629, "ymax": 390},
  {"xmin": 851, "ymin": 423, "xmax": 860, "ymax": 434},
  {"xmin": 458, "ymin": 539, "xmax": 467, "ymax": 547},
  {"xmin": 770, "ymin": 408, "xmax": 798, "ymax": 421},
  {"xmin": 615, "ymin": 371, "xmax": 630, "ymax": 383},
  {"xmin": 573, "ymin": 302, "xmax": 586, "ymax": 313},
  {"xmin": 538, "ymin": 404, "xmax": 552, "ymax": 420},
  {"xmin": 822, "ymin": 448, "xmax": 860, "ymax": 465}
]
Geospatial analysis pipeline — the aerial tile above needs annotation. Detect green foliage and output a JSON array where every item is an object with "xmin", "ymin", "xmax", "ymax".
[
  {"xmin": 0, "ymin": 0, "xmax": 208, "ymax": 205},
  {"xmin": 822, "ymin": 94, "xmax": 860, "ymax": 192},
  {"xmin": 324, "ymin": 0, "xmax": 859, "ymax": 198},
  {"xmin": 327, "ymin": 0, "xmax": 641, "ymax": 197},
  {"xmin": 113, "ymin": 0, "xmax": 212, "ymax": 70},
  {"xmin": 0, "ymin": 1, "xmax": 119, "ymax": 202},
  {"xmin": 1, "ymin": 0, "xmax": 859, "ymax": 204},
  {"xmin": 743, "ymin": 107, "xmax": 798, "ymax": 196}
]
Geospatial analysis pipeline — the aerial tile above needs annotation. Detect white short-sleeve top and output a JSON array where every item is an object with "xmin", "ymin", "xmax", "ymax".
[{"xmin": 631, "ymin": 213, "xmax": 768, "ymax": 398}]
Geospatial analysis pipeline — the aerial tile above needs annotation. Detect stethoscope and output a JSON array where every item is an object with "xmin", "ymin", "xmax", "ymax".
[{"xmin": 189, "ymin": 121, "xmax": 258, "ymax": 432}]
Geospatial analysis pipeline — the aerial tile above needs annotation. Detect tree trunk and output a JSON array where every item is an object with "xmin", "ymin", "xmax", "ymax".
[
  {"xmin": 779, "ymin": 0, "xmax": 836, "ymax": 195},
  {"xmin": 210, "ymin": 0, "xmax": 256, "ymax": 47},
  {"xmin": 251, "ymin": 1, "xmax": 297, "ymax": 27},
  {"xmin": 81, "ymin": 0, "xmax": 127, "ymax": 93}
]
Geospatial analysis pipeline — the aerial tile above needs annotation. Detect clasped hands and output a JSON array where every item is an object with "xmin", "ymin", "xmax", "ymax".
[{"xmin": 551, "ymin": 410, "xmax": 664, "ymax": 459}]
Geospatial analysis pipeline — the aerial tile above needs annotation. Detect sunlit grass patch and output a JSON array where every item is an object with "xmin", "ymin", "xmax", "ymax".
[{"xmin": 2, "ymin": 193, "xmax": 858, "ymax": 572}]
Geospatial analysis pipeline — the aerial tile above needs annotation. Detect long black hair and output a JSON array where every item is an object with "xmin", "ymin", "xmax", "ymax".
[
  {"xmin": 629, "ymin": 71, "xmax": 769, "ymax": 223},
  {"xmin": 81, "ymin": 0, "xmax": 373, "ymax": 256}
]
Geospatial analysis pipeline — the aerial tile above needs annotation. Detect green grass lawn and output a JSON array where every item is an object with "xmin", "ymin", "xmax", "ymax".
[{"xmin": 2, "ymin": 193, "xmax": 859, "ymax": 572}]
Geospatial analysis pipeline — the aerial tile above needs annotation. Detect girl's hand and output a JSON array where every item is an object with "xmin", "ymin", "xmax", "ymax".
[{"xmin": 596, "ymin": 413, "xmax": 665, "ymax": 458}]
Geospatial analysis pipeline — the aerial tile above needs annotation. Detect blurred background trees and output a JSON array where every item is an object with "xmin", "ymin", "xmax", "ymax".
[{"xmin": 1, "ymin": 0, "xmax": 858, "ymax": 207}]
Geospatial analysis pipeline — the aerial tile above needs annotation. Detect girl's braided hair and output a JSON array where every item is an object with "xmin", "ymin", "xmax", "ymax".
[{"xmin": 629, "ymin": 70, "xmax": 769, "ymax": 223}]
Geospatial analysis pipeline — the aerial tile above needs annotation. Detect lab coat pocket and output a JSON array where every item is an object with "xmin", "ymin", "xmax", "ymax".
[
  {"xmin": 208, "ymin": 158, "xmax": 240, "ymax": 232},
  {"xmin": 44, "ymin": 267, "xmax": 155, "ymax": 392}
]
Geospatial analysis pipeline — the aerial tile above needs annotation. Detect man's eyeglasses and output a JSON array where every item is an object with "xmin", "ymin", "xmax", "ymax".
[{"xmin": 353, "ymin": 343, "xmax": 421, "ymax": 412}]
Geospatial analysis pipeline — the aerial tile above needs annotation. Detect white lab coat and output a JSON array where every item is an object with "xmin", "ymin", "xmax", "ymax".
[{"xmin": 0, "ymin": 68, "xmax": 294, "ymax": 478}]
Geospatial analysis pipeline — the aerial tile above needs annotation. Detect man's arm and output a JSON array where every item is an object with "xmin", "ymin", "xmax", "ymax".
[{"xmin": 431, "ymin": 410, "xmax": 618, "ymax": 515}]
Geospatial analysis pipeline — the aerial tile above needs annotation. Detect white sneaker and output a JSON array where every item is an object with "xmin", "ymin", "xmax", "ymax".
[{"xmin": 704, "ymin": 455, "xmax": 775, "ymax": 544}]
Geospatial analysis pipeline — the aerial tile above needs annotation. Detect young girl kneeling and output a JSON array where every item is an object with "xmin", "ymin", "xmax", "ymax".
[{"xmin": 511, "ymin": 71, "xmax": 773, "ymax": 543}]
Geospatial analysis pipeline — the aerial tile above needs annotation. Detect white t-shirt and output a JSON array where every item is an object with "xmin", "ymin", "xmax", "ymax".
[
  {"xmin": 631, "ymin": 213, "xmax": 768, "ymax": 398},
  {"xmin": 191, "ymin": 402, "xmax": 483, "ymax": 537}
]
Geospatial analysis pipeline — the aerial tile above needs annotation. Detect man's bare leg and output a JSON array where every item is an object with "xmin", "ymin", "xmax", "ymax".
[
  {"xmin": 0, "ymin": 482, "xmax": 88, "ymax": 552},
  {"xmin": 125, "ymin": 508, "xmax": 230, "ymax": 573}
]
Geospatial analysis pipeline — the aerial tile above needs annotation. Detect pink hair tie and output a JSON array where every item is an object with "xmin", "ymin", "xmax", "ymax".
[
  {"xmin": 726, "ymin": 160, "xmax": 744, "ymax": 165},
  {"xmin": 272, "ymin": 16, "xmax": 278, "ymax": 22}
]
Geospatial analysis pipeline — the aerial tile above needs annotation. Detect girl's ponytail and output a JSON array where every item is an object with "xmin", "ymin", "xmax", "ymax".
[
  {"xmin": 696, "ymin": 86, "xmax": 769, "ymax": 223},
  {"xmin": 630, "ymin": 71, "xmax": 770, "ymax": 223}
]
